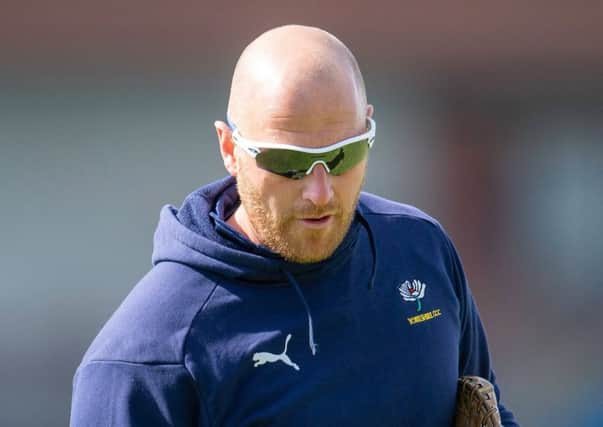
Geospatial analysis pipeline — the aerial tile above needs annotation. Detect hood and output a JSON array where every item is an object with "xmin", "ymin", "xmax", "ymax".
[
  {"xmin": 151, "ymin": 176, "xmax": 377, "ymax": 356},
  {"xmin": 151, "ymin": 176, "xmax": 365, "ymax": 285}
]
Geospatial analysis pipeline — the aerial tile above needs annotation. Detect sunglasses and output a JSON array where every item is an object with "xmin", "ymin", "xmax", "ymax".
[{"xmin": 229, "ymin": 117, "xmax": 376, "ymax": 179}]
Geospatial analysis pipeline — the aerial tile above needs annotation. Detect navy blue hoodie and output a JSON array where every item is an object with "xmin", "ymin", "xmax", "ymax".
[{"xmin": 70, "ymin": 176, "xmax": 519, "ymax": 426}]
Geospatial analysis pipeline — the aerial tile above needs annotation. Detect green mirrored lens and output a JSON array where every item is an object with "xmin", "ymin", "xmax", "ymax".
[
  {"xmin": 327, "ymin": 140, "xmax": 369, "ymax": 175},
  {"xmin": 255, "ymin": 139, "xmax": 370, "ymax": 179}
]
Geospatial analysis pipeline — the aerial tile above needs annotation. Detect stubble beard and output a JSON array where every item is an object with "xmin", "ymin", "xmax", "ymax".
[{"xmin": 236, "ymin": 171, "xmax": 361, "ymax": 263}]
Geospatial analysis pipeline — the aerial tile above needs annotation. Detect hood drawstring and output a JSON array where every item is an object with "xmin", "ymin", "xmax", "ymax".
[
  {"xmin": 279, "ymin": 214, "xmax": 376, "ymax": 356},
  {"xmin": 281, "ymin": 268, "xmax": 318, "ymax": 356},
  {"xmin": 356, "ymin": 212, "xmax": 377, "ymax": 290}
]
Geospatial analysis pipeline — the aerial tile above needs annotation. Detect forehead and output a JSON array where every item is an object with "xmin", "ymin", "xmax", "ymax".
[{"xmin": 235, "ymin": 61, "xmax": 365, "ymax": 148}]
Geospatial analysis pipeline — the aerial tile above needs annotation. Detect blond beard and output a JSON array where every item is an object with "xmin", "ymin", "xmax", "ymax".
[{"xmin": 235, "ymin": 166, "xmax": 361, "ymax": 263}]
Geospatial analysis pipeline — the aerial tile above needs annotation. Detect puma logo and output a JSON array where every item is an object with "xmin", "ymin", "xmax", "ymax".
[{"xmin": 252, "ymin": 334, "xmax": 300, "ymax": 371}]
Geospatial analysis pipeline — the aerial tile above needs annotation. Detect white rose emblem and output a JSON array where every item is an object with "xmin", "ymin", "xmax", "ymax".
[{"xmin": 398, "ymin": 280, "xmax": 426, "ymax": 312}]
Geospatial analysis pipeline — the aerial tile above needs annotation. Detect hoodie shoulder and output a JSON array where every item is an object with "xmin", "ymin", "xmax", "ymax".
[
  {"xmin": 358, "ymin": 192, "xmax": 443, "ymax": 230},
  {"xmin": 82, "ymin": 262, "xmax": 218, "ymax": 365}
]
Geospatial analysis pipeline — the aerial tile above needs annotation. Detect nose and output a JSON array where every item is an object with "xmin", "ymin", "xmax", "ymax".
[{"xmin": 301, "ymin": 163, "xmax": 334, "ymax": 207}]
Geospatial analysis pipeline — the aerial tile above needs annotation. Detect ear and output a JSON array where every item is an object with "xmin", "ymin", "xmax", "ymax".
[
  {"xmin": 215, "ymin": 120, "xmax": 238, "ymax": 176},
  {"xmin": 366, "ymin": 104, "xmax": 374, "ymax": 118}
]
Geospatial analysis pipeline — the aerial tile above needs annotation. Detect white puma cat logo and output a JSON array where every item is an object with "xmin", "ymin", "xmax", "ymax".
[{"xmin": 252, "ymin": 334, "xmax": 300, "ymax": 371}]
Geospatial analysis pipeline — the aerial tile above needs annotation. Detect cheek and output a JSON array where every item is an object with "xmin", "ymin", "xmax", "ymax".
[
  {"xmin": 254, "ymin": 171, "xmax": 300, "ymax": 214},
  {"xmin": 239, "ymin": 157, "xmax": 272, "ymax": 193},
  {"xmin": 333, "ymin": 160, "xmax": 367, "ymax": 204},
  {"xmin": 269, "ymin": 186, "xmax": 299, "ymax": 215}
]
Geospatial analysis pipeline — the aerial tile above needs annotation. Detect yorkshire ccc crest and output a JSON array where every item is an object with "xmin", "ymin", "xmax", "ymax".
[{"xmin": 398, "ymin": 280, "xmax": 426, "ymax": 312}]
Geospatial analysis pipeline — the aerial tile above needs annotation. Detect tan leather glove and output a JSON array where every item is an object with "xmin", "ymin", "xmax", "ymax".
[{"xmin": 455, "ymin": 376, "xmax": 503, "ymax": 427}]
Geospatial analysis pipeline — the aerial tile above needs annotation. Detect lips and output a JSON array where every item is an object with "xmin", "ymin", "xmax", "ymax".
[
  {"xmin": 299, "ymin": 215, "xmax": 333, "ymax": 228},
  {"xmin": 304, "ymin": 215, "xmax": 330, "ymax": 222}
]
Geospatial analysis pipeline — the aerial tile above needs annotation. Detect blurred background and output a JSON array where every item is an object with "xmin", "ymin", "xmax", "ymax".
[{"xmin": 1, "ymin": 2, "xmax": 602, "ymax": 426}]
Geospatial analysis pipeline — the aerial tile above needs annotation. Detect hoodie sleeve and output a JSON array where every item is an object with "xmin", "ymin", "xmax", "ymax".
[
  {"xmin": 70, "ymin": 360, "xmax": 202, "ymax": 427},
  {"xmin": 445, "ymin": 235, "xmax": 521, "ymax": 427}
]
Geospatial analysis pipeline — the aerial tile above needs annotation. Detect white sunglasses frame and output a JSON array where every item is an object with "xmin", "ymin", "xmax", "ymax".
[{"xmin": 231, "ymin": 117, "xmax": 376, "ymax": 158}]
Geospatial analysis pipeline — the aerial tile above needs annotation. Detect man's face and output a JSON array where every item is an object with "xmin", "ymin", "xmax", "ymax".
[
  {"xmin": 221, "ymin": 31, "xmax": 373, "ymax": 262},
  {"xmin": 235, "ymin": 123, "xmax": 367, "ymax": 263}
]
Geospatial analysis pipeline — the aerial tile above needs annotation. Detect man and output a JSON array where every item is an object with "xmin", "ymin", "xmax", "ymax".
[{"xmin": 70, "ymin": 25, "xmax": 519, "ymax": 426}]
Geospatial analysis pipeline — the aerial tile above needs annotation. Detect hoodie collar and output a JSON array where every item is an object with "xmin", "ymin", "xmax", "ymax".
[
  {"xmin": 152, "ymin": 176, "xmax": 362, "ymax": 284},
  {"xmin": 152, "ymin": 176, "xmax": 377, "ymax": 356}
]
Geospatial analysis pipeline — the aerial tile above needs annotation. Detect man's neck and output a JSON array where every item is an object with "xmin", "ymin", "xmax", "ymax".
[{"xmin": 226, "ymin": 205, "xmax": 261, "ymax": 245}]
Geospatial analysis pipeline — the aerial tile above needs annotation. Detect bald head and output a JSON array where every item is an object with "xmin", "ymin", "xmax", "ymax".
[{"xmin": 227, "ymin": 25, "xmax": 370, "ymax": 141}]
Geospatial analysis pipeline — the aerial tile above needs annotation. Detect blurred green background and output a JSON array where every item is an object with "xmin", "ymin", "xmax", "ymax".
[{"xmin": 1, "ymin": 2, "xmax": 602, "ymax": 426}]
